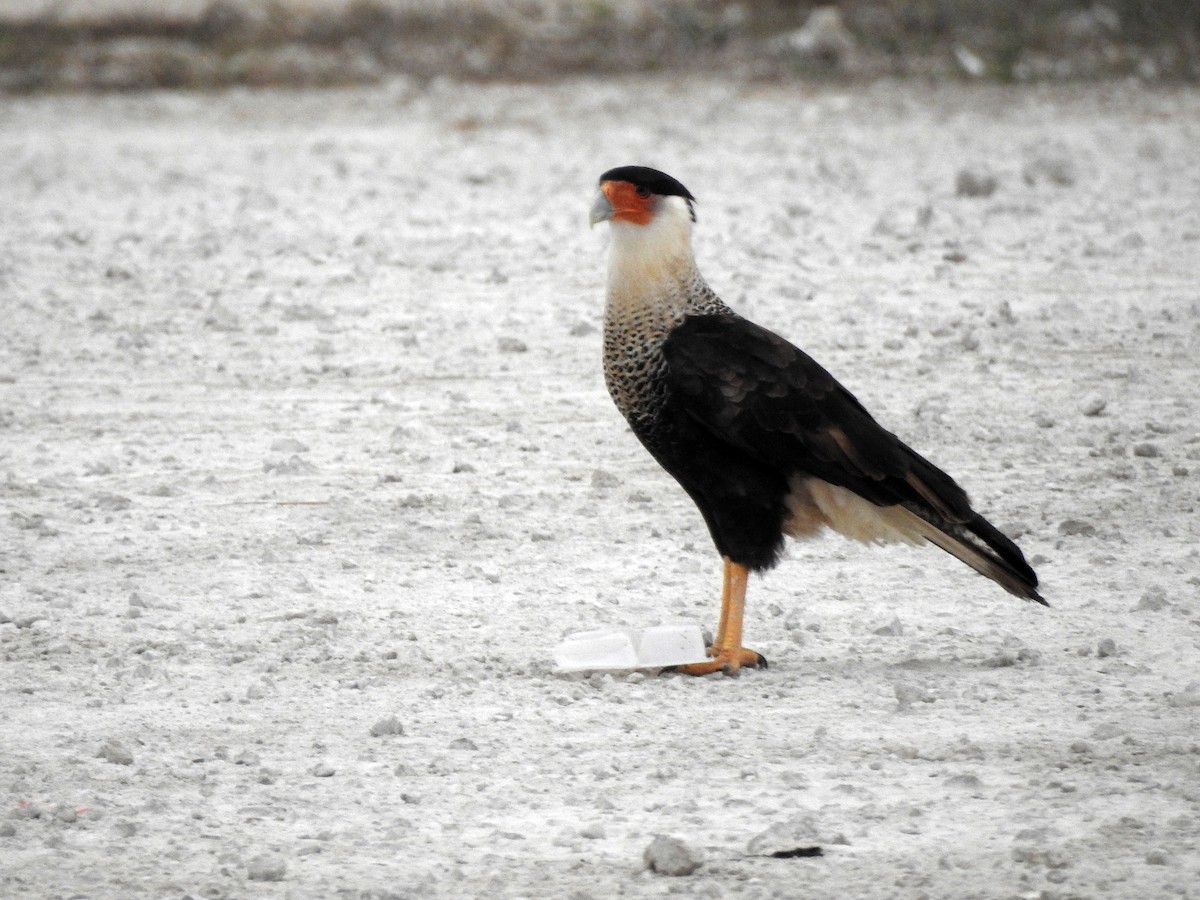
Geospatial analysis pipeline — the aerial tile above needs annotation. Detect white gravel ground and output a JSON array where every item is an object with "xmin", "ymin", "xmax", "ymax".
[{"xmin": 3, "ymin": 77, "xmax": 1200, "ymax": 899}]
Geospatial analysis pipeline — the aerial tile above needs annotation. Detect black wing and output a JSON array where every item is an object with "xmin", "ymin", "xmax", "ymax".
[
  {"xmin": 663, "ymin": 314, "xmax": 968, "ymax": 517},
  {"xmin": 663, "ymin": 314, "xmax": 1044, "ymax": 603}
]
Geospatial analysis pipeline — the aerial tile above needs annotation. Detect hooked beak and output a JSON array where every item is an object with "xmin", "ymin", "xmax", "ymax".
[{"xmin": 589, "ymin": 188, "xmax": 613, "ymax": 228}]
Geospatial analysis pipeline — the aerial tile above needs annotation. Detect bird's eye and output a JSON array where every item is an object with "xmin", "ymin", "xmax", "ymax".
[{"xmin": 634, "ymin": 186, "xmax": 651, "ymax": 198}]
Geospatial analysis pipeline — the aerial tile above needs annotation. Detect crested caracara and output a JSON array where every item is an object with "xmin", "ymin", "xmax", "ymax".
[{"xmin": 590, "ymin": 165, "xmax": 1045, "ymax": 676}]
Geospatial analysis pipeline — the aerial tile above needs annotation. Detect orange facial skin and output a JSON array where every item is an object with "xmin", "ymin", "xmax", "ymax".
[{"xmin": 601, "ymin": 180, "xmax": 655, "ymax": 226}]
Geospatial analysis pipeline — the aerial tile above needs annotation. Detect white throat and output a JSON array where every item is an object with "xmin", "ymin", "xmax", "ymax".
[{"xmin": 604, "ymin": 195, "xmax": 698, "ymax": 317}]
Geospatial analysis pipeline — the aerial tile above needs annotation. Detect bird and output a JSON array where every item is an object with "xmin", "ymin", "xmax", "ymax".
[{"xmin": 589, "ymin": 165, "xmax": 1045, "ymax": 676}]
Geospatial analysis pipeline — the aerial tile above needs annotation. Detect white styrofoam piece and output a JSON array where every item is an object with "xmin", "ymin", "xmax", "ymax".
[
  {"xmin": 552, "ymin": 629, "xmax": 639, "ymax": 671},
  {"xmin": 552, "ymin": 624, "xmax": 707, "ymax": 672}
]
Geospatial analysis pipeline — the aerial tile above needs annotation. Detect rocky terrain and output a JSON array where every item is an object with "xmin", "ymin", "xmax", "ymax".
[{"xmin": 3, "ymin": 77, "xmax": 1200, "ymax": 897}]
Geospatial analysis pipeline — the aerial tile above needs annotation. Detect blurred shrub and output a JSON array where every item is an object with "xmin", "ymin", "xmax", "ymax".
[{"xmin": 0, "ymin": 0, "xmax": 1196, "ymax": 90}]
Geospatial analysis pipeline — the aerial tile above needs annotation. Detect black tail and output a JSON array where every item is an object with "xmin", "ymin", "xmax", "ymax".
[{"xmin": 912, "ymin": 510, "xmax": 1046, "ymax": 606}]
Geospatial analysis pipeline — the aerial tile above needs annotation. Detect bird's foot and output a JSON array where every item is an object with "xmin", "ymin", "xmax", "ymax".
[{"xmin": 670, "ymin": 646, "xmax": 767, "ymax": 676}]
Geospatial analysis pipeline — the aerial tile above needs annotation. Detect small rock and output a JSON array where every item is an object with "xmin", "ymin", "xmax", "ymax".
[
  {"xmin": 944, "ymin": 773, "xmax": 983, "ymax": 790},
  {"xmin": 311, "ymin": 763, "xmax": 335, "ymax": 777},
  {"xmin": 748, "ymin": 814, "xmax": 825, "ymax": 857},
  {"xmin": 1023, "ymin": 154, "xmax": 1077, "ymax": 188},
  {"xmin": 449, "ymin": 737, "xmax": 478, "ymax": 751},
  {"xmin": 643, "ymin": 835, "xmax": 703, "ymax": 876},
  {"xmin": 873, "ymin": 616, "xmax": 903, "ymax": 636},
  {"xmin": 591, "ymin": 469, "xmax": 620, "ymax": 489},
  {"xmin": 1136, "ymin": 587, "xmax": 1169, "ymax": 611},
  {"xmin": 580, "ymin": 823, "xmax": 606, "ymax": 839},
  {"xmin": 497, "ymin": 337, "xmax": 527, "ymax": 353},
  {"xmin": 1165, "ymin": 684, "xmax": 1200, "ymax": 708},
  {"xmin": 1080, "ymin": 395, "xmax": 1107, "ymax": 416},
  {"xmin": 1096, "ymin": 638, "xmax": 1117, "ymax": 658},
  {"xmin": 204, "ymin": 299, "xmax": 241, "ymax": 332},
  {"xmin": 1058, "ymin": 518, "xmax": 1097, "ymax": 537},
  {"xmin": 94, "ymin": 493, "xmax": 133, "ymax": 511},
  {"xmin": 53, "ymin": 805, "xmax": 78, "ymax": 824},
  {"xmin": 1133, "ymin": 442, "xmax": 1160, "ymax": 458},
  {"xmin": 264, "ymin": 454, "xmax": 318, "ymax": 475},
  {"xmin": 270, "ymin": 438, "xmax": 310, "ymax": 453},
  {"xmin": 98, "ymin": 740, "xmax": 134, "ymax": 766},
  {"xmin": 955, "ymin": 167, "xmax": 998, "ymax": 198},
  {"xmin": 894, "ymin": 682, "xmax": 934, "ymax": 709},
  {"xmin": 0, "ymin": 822, "xmax": 16, "ymax": 837},
  {"xmin": 246, "ymin": 856, "xmax": 287, "ymax": 882},
  {"xmin": 1145, "ymin": 848, "xmax": 1170, "ymax": 865},
  {"xmin": 369, "ymin": 716, "xmax": 405, "ymax": 737}
]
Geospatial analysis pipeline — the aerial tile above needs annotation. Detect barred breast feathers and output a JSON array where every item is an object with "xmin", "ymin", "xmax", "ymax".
[
  {"xmin": 602, "ymin": 195, "xmax": 730, "ymax": 425},
  {"xmin": 604, "ymin": 196, "xmax": 730, "ymax": 353}
]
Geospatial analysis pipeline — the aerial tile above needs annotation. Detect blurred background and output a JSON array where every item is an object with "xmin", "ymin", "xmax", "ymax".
[{"xmin": 1, "ymin": 0, "xmax": 1197, "ymax": 91}]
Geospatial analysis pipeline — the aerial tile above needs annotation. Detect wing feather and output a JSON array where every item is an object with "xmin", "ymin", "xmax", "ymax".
[
  {"xmin": 663, "ymin": 314, "xmax": 932, "ymax": 507},
  {"xmin": 663, "ymin": 313, "xmax": 1044, "ymax": 603}
]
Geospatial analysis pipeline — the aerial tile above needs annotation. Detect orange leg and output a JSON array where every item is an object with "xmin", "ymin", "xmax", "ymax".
[{"xmin": 675, "ymin": 558, "xmax": 767, "ymax": 676}]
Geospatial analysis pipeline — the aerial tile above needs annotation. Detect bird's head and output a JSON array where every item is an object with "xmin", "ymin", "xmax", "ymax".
[{"xmin": 589, "ymin": 166, "xmax": 696, "ymax": 231}]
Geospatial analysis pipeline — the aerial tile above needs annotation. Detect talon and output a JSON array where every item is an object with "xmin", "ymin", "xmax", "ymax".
[{"xmin": 672, "ymin": 646, "xmax": 765, "ymax": 676}]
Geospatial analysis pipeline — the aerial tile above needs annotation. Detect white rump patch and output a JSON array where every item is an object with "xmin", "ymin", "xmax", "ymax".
[{"xmin": 783, "ymin": 476, "xmax": 926, "ymax": 546}]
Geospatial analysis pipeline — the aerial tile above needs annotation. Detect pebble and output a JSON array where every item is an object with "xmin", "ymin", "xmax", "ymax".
[
  {"xmin": 246, "ymin": 855, "xmax": 287, "ymax": 882},
  {"xmin": 1058, "ymin": 518, "xmax": 1097, "ymax": 537},
  {"xmin": 264, "ymin": 454, "xmax": 318, "ymax": 475},
  {"xmin": 370, "ymin": 716, "xmax": 405, "ymax": 737},
  {"xmin": 591, "ymin": 469, "xmax": 620, "ymax": 489},
  {"xmin": 1136, "ymin": 587, "xmax": 1169, "ymax": 611},
  {"xmin": 1023, "ymin": 154, "xmax": 1077, "ymax": 187},
  {"xmin": 53, "ymin": 804, "xmax": 78, "ymax": 823},
  {"xmin": 497, "ymin": 337, "xmax": 528, "ymax": 353},
  {"xmin": 747, "ymin": 814, "xmax": 825, "ymax": 856},
  {"xmin": 1080, "ymin": 395, "xmax": 1107, "ymax": 416},
  {"xmin": 894, "ymin": 682, "xmax": 934, "ymax": 709},
  {"xmin": 873, "ymin": 616, "xmax": 903, "ymax": 636},
  {"xmin": 269, "ymin": 437, "xmax": 310, "ymax": 453},
  {"xmin": 1133, "ymin": 442, "xmax": 1160, "ymax": 458},
  {"xmin": 1096, "ymin": 638, "xmax": 1117, "ymax": 658},
  {"xmin": 955, "ymin": 167, "xmax": 998, "ymax": 198},
  {"xmin": 98, "ymin": 740, "xmax": 134, "ymax": 766},
  {"xmin": 311, "ymin": 763, "xmax": 335, "ymax": 777},
  {"xmin": 643, "ymin": 835, "xmax": 703, "ymax": 876}
]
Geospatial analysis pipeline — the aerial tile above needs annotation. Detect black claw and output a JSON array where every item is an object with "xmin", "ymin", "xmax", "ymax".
[{"xmin": 755, "ymin": 653, "xmax": 769, "ymax": 670}]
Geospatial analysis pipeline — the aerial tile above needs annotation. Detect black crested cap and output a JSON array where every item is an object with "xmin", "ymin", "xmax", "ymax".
[{"xmin": 599, "ymin": 166, "xmax": 695, "ymax": 202}]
